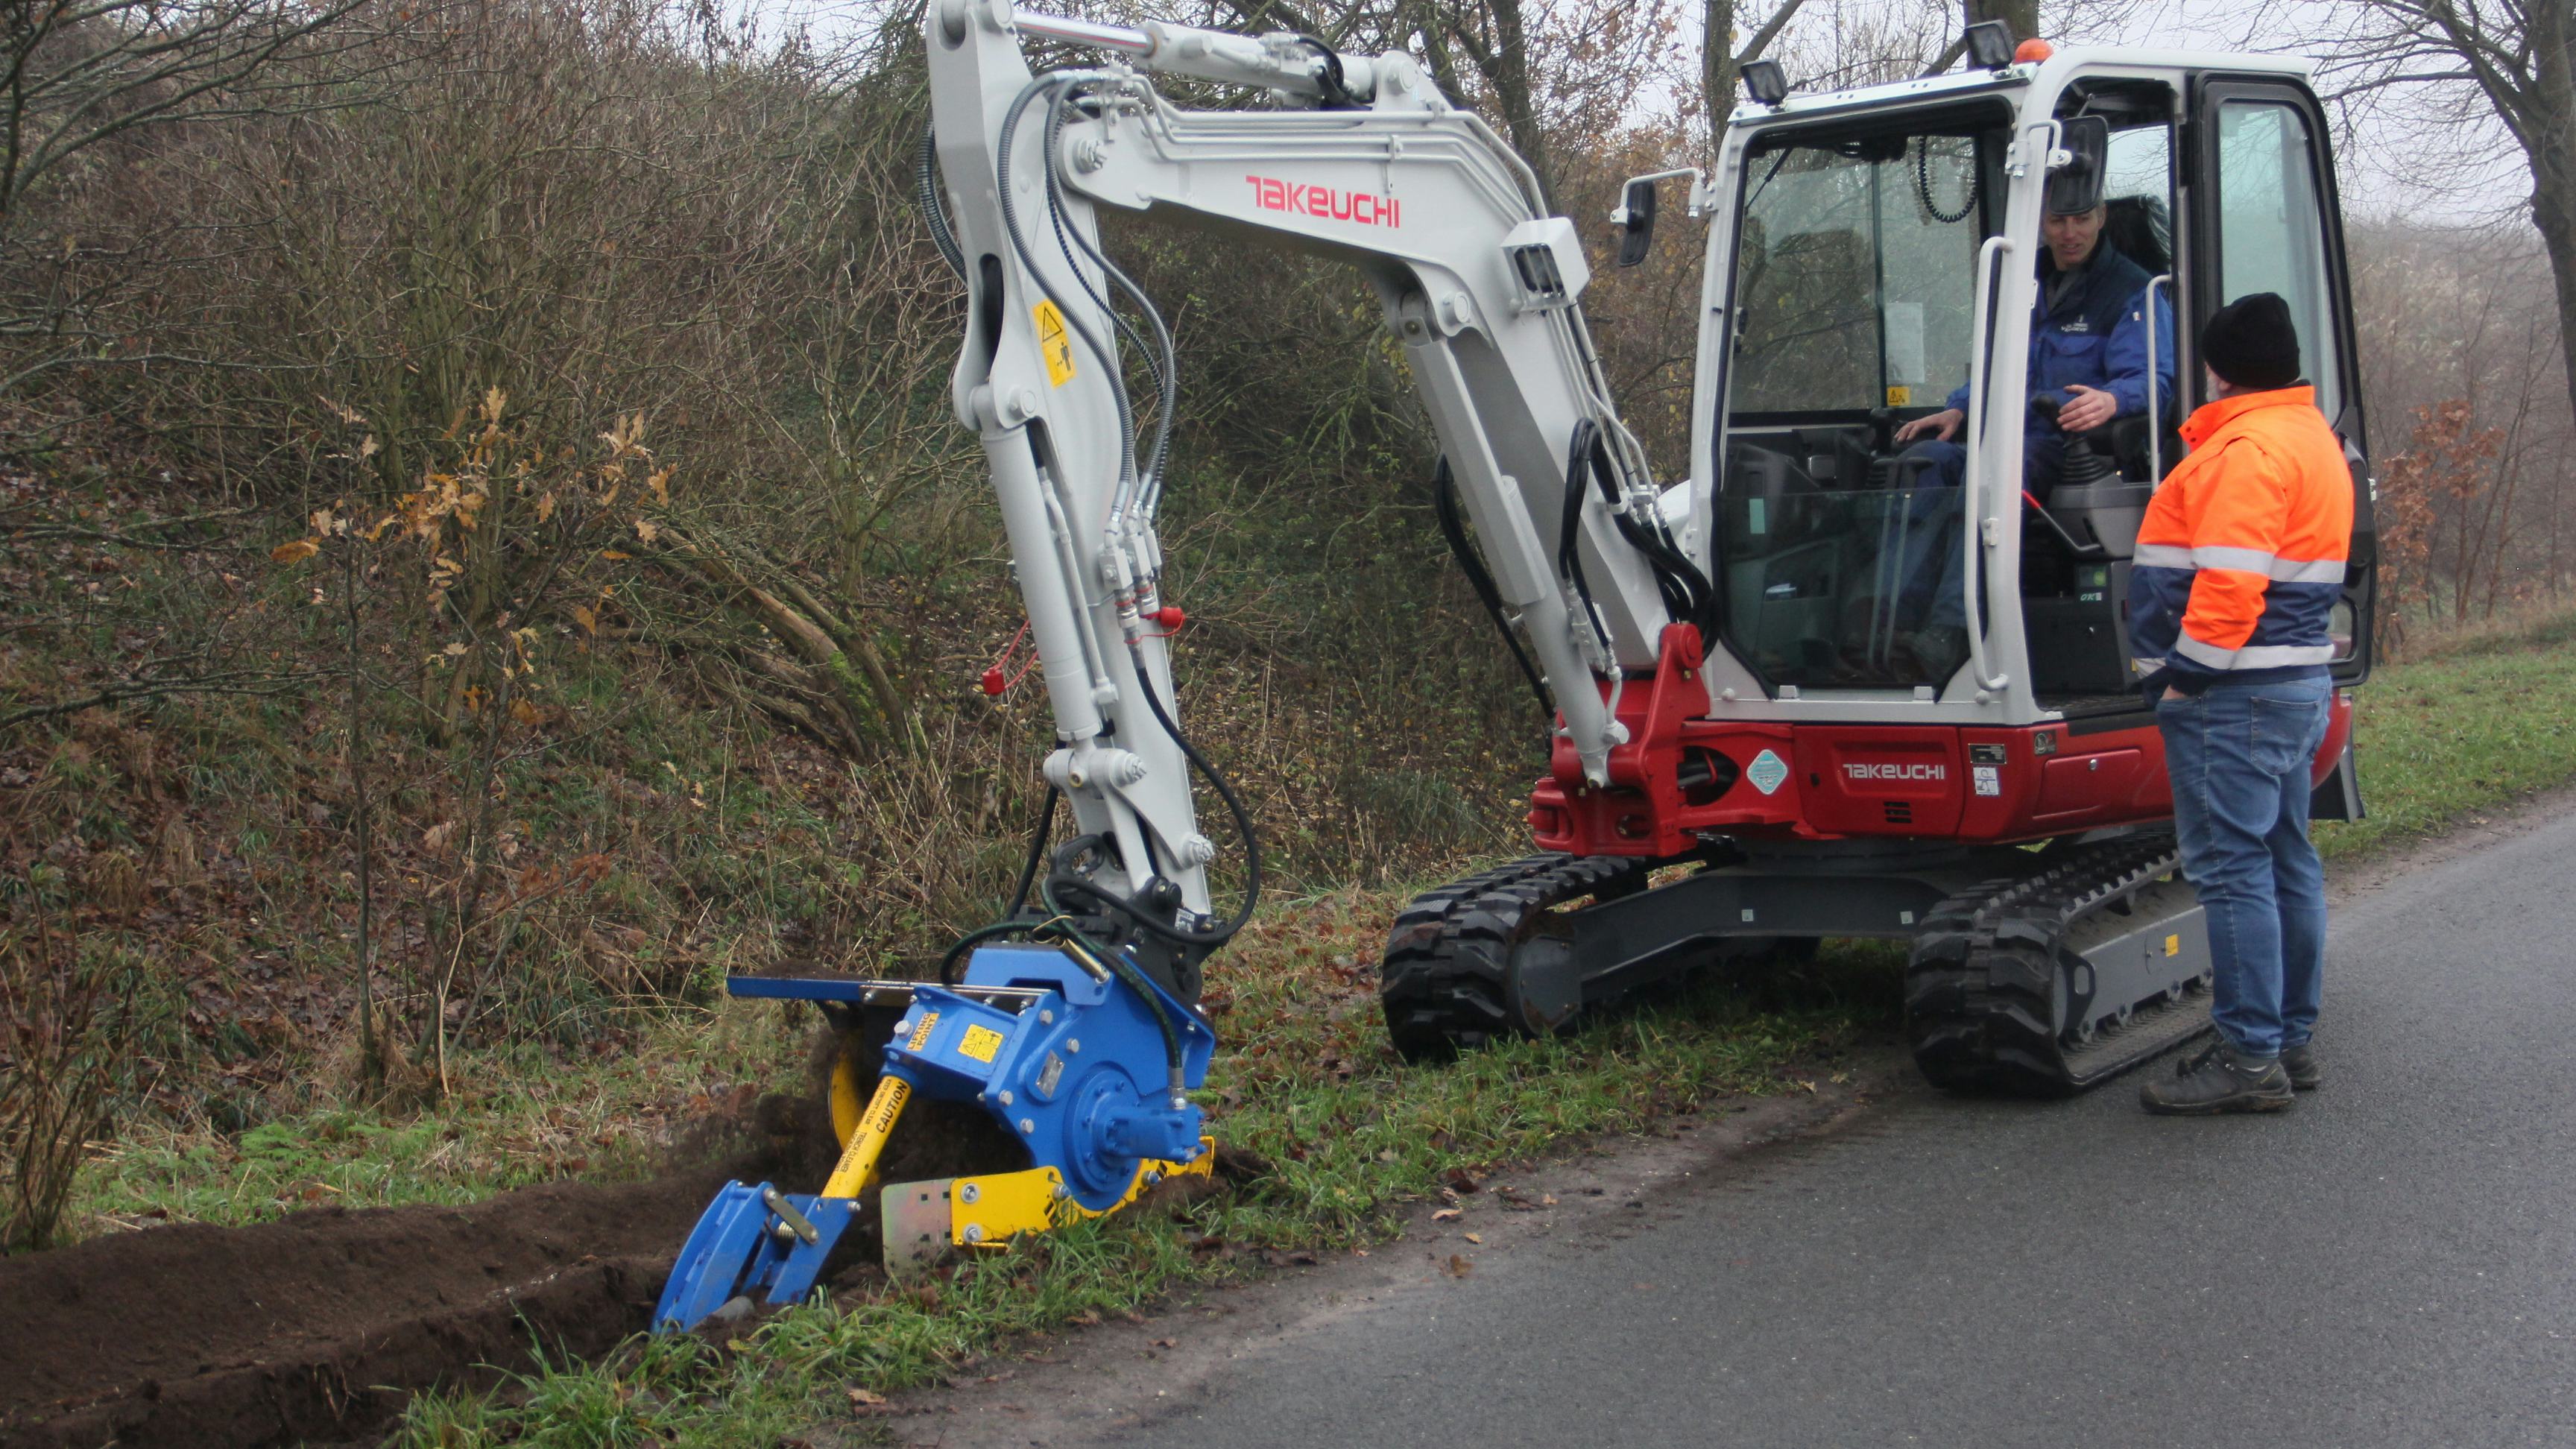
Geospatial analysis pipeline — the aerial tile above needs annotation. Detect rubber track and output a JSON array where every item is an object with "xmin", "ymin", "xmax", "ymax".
[
  {"xmin": 1904, "ymin": 833, "xmax": 2209, "ymax": 1096},
  {"xmin": 1379, "ymin": 853, "xmax": 1655, "ymax": 1061}
]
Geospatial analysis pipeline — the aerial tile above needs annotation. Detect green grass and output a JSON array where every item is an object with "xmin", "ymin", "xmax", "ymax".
[
  {"xmin": 2316, "ymin": 620, "xmax": 2576, "ymax": 859},
  {"xmin": 68, "ymin": 1006, "xmax": 809, "ymax": 1231},
  {"xmin": 385, "ymin": 897, "xmax": 1891, "ymax": 1448}
]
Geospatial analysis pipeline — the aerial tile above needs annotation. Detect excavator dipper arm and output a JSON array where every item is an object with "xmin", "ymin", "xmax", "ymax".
[{"xmin": 926, "ymin": 0, "xmax": 1699, "ymax": 931}]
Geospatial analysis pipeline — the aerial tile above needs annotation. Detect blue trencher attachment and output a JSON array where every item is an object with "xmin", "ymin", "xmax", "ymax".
[
  {"xmin": 653, "ymin": 1181, "xmax": 863, "ymax": 1331},
  {"xmin": 652, "ymin": 941, "xmax": 1215, "ymax": 1333}
]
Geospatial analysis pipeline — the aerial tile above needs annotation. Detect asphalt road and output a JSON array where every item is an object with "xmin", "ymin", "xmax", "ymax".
[{"xmin": 971, "ymin": 809, "xmax": 2576, "ymax": 1449}]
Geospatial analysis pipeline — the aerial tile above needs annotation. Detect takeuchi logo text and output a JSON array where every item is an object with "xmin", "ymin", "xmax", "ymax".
[
  {"xmin": 1245, "ymin": 174, "xmax": 1400, "ymax": 227},
  {"xmin": 1843, "ymin": 762, "xmax": 1946, "ymax": 783}
]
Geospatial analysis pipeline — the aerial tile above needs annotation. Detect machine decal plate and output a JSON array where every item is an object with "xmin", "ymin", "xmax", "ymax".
[
  {"xmin": 1035, "ymin": 1051, "xmax": 1064, "ymax": 1098},
  {"xmin": 957, "ymin": 1023, "xmax": 1006, "ymax": 1064},
  {"xmin": 1973, "ymin": 764, "xmax": 2001, "ymax": 796},
  {"xmin": 1746, "ymin": 749, "xmax": 1788, "ymax": 795},
  {"xmin": 906, "ymin": 1011, "xmax": 939, "ymax": 1051},
  {"xmin": 1033, "ymin": 300, "xmax": 1076, "ymax": 387}
]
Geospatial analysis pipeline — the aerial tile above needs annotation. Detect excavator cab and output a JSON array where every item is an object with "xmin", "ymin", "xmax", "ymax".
[
  {"xmin": 1689, "ymin": 53, "xmax": 2376, "ymax": 714},
  {"xmin": 1483, "ymin": 44, "xmax": 2380, "ymax": 1088}
]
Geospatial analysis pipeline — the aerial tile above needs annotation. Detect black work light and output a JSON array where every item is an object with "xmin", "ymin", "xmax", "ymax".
[
  {"xmin": 1963, "ymin": 19, "xmax": 2015, "ymax": 70},
  {"xmin": 1742, "ymin": 59, "xmax": 1788, "ymax": 106}
]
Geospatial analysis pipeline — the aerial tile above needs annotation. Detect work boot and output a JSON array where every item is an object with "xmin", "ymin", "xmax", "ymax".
[
  {"xmin": 2280, "ymin": 1041, "xmax": 2320, "ymax": 1091},
  {"xmin": 2139, "ymin": 1041, "xmax": 2294, "ymax": 1115}
]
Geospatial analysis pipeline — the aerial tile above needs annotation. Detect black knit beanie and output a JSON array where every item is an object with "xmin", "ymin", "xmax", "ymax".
[{"xmin": 2200, "ymin": 292, "xmax": 2300, "ymax": 391}]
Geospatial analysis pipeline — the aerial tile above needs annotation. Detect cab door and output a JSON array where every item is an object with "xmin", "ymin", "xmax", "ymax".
[{"xmin": 2184, "ymin": 76, "xmax": 2376, "ymax": 685}]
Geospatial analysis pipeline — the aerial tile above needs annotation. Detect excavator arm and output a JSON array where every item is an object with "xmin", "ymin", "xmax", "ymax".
[
  {"xmin": 926, "ymin": 0, "xmax": 1703, "ymax": 940},
  {"xmin": 655, "ymin": 3, "xmax": 1716, "ymax": 1328}
]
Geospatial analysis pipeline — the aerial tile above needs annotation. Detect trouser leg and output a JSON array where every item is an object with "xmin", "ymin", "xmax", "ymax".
[
  {"xmin": 2160, "ymin": 685, "xmax": 2290, "ymax": 1058},
  {"xmin": 1890, "ymin": 441, "xmax": 1966, "ymax": 630},
  {"xmin": 2268, "ymin": 684, "xmax": 2334, "ymax": 1049},
  {"xmin": 1913, "ymin": 435, "xmax": 2059, "ymax": 631}
]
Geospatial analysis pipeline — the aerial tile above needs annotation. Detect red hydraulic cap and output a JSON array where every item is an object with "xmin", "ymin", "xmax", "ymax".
[
  {"xmin": 1154, "ymin": 606, "xmax": 1186, "ymax": 631},
  {"xmin": 979, "ymin": 665, "xmax": 1008, "ymax": 696}
]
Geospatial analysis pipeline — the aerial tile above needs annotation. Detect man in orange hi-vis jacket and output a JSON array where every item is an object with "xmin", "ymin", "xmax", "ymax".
[{"xmin": 2128, "ymin": 292, "xmax": 2352, "ymax": 1116}]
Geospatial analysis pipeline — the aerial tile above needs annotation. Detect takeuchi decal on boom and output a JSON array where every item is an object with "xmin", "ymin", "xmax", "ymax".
[{"xmin": 1245, "ymin": 174, "xmax": 1401, "ymax": 227}]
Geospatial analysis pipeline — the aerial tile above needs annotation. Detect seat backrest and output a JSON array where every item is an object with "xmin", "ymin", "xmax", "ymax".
[{"xmin": 2103, "ymin": 194, "xmax": 2171, "ymax": 276}]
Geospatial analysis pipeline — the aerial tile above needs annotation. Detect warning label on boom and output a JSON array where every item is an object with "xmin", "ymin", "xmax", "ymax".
[{"xmin": 1033, "ymin": 300, "xmax": 1076, "ymax": 387}]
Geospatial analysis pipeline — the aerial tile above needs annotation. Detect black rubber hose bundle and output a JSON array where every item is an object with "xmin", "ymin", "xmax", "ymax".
[
  {"xmin": 918, "ymin": 124, "xmax": 966, "ymax": 280},
  {"xmin": 1431, "ymin": 456, "xmax": 1553, "ymax": 720},
  {"xmin": 1562, "ymin": 418, "xmax": 1718, "ymax": 645}
]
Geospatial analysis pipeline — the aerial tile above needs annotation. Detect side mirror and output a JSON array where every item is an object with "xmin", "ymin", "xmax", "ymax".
[
  {"xmin": 1614, "ymin": 177, "xmax": 1658, "ymax": 268},
  {"xmin": 2046, "ymin": 116, "xmax": 2109, "ymax": 217}
]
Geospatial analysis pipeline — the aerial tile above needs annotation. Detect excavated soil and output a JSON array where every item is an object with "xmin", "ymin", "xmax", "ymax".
[
  {"xmin": 0, "ymin": 1169, "xmax": 724, "ymax": 1448},
  {"xmin": 0, "ymin": 1020, "xmax": 1026, "ymax": 1449}
]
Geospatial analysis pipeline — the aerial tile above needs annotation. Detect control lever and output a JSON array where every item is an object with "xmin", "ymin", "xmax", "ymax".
[
  {"xmin": 1866, "ymin": 405, "xmax": 1896, "ymax": 456},
  {"xmin": 2030, "ymin": 394, "xmax": 2118, "ymax": 490}
]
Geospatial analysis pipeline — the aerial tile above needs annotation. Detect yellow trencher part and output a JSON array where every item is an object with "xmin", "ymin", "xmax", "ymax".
[{"xmin": 948, "ymin": 1137, "xmax": 1216, "ymax": 1248}]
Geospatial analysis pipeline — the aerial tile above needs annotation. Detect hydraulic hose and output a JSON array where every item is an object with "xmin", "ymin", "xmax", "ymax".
[
  {"xmin": 1125, "ymin": 643, "xmax": 1262, "ymax": 941},
  {"xmin": 939, "ymin": 918, "xmax": 1040, "ymax": 983},
  {"xmin": 918, "ymin": 124, "xmax": 966, "ymax": 280},
  {"xmin": 1566, "ymin": 418, "xmax": 1717, "ymax": 642},
  {"xmin": 1431, "ymin": 456, "xmax": 1553, "ymax": 720},
  {"xmin": 1007, "ymin": 783, "xmax": 1061, "ymax": 917},
  {"xmin": 995, "ymin": 72, "xmax": 1136, "ymax": 487},
  {"xmin": 1038, "ymin": 84, "xmax": 1178, "ymax": 512}
]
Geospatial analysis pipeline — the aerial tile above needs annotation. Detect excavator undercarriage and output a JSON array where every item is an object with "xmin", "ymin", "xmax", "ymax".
[{"xmin": 1381, "ymin": 830, "xmax": 2217, "ymax": 1093}]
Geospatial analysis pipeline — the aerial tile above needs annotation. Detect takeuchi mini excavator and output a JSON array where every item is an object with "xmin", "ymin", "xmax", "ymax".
[{"xmin": 653, "ymin": 7, "xmax": 2375, "ymax": 1328}]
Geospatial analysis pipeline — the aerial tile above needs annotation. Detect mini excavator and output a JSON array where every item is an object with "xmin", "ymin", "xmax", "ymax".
[{"xmin": 655, "ymin": 7, "xmax": 2377, "ymax": 1329}]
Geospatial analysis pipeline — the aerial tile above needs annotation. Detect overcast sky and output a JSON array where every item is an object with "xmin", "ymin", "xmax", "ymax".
[{"xmin": 761, "ymin": 0, "xmax": 2528, "ymax": 227}]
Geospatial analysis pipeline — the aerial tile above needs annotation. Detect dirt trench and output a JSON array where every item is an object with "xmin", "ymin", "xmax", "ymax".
[
  {"xmin": 0, "ymin": 1169, "xmax": 724, "ymax": 1449},
  {"xmin": 0, "ymin": 1020, "xmax": 1024, "ymax": 1449}
]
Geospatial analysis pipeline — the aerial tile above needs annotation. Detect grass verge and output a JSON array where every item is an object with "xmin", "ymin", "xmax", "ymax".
[
  {"xmin": 64, "ymin": 617, "xmax": 2576, "ymax": 1447},
  {"xmin": 390, "ymin": 899, "xmax": 1895, "ymax": 1448},
  {"xmin": 2316, "ymin": 610, "xmax": 2576, "ymax": 859}
]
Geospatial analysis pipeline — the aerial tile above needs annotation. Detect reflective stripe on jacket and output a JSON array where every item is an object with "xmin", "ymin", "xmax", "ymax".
[{"xmin": 2127, "ymin": 385, "xmax": 2352, "ymax": 680}]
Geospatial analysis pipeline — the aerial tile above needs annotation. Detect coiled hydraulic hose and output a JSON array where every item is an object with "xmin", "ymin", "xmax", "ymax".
[{"xmin": 919, "ymin": 124, "xmax": 966, "ymax": 280}]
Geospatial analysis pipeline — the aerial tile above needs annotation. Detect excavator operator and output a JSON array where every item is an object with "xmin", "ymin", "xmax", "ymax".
[
  {"xmin": 1880, "ymin": 193, "xmax": 2176, "ymax": 666},
  {"xmin": 1892, "ymin": 198, "xmax": 2176, "ymax": 490}
]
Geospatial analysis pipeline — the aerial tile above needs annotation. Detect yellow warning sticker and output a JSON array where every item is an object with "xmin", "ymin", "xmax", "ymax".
[
  {"xmin": 1033, "ymin": 300, "xmax": 1076, "ymax": 387},
  {"xmin": 906, "ymin": 1011, "xmax": 940, "ymax": 1052},
  {"xmin": 2163, "ymin": 934, "xmax": 2181, "ymax": 957},
  {"xmin": 1885, "ymin": 385, "xmax": 1913, "ymax": 406},
  {"xmin": 958, "ymin": 1023, "xmax": 1006, "ymax": 1064}
]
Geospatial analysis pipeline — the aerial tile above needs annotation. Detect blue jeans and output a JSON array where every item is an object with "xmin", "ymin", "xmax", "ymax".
[
  {"xmin": 1891, "ymin": 435, "xmax": 2066, "ymax": 629},
  {"xmin": 2156, "ymin": 673, "xmax": 2333, "ymax": 1058}
]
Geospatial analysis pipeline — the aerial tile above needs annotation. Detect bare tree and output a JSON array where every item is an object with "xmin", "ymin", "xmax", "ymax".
[
  {"xmin": 2253, "ymin": 1, "xmax": 2576, "ymax": 450},
  {"xmin": 1701, "ymin": 0, "xmax": 1810, "ymax": 127},
  {"xmin": 0, "ymin": 0, "xmax": 374, "ymax": 232},
  {"xmin": 1968, "ymin": 0, "xmax": 2038, "ymax": 40},
  {"xmin": 0, "ymin": 0, "xmax": 376, "ymax": 396}
]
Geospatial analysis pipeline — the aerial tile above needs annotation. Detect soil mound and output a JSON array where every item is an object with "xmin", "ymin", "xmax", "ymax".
[
  {"xmin": 0, "ymin": 1169, "xmax": 724, "ymax": 1448},
  {"xmin": 0, "ymin": 1022, "xmax": 1038, "ymax": 1448}
]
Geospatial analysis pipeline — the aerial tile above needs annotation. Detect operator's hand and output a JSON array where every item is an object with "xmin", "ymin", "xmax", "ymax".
[
  {"xmin": 1895, "ymin": 408, "xmax": 1963, "ymax": 444},
  {"xmin": 2058, "ymin": 384, "xmax": 2118, "ymax": 433}
]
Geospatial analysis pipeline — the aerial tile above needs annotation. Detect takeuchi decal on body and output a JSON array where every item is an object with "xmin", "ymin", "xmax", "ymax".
[
  {"xmin": 1245, "ymin": 174, "xmax": 1401, "ymax": 227},
  {"xmin": 1844, "ymin": 762, "xmax": 1947, "ymax": 783}
]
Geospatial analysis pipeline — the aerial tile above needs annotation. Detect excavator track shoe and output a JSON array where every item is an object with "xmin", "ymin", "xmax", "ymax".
[
  {"xmin": 1379, "ymin": 853, "xmax": 1655, "ymax": 1060},
  {"xmin": 1905, "ymin": 834, "xmax": 2215, "ymax": 1095}
]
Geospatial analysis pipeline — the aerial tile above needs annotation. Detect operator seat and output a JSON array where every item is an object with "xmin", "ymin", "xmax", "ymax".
[
  {"xmin": 2103, "ymin": 195, "xmax": 2170, "ymax": 276},
  {"xmin": 2098, "ymin": 195, "xmax": 2180, "ymax": 480}
]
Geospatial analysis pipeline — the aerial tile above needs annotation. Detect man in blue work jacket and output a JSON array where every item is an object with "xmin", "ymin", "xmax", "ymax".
[{"xmin": 1883, "ymin": 197, "xmax": 2176, "ymax": 664}]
